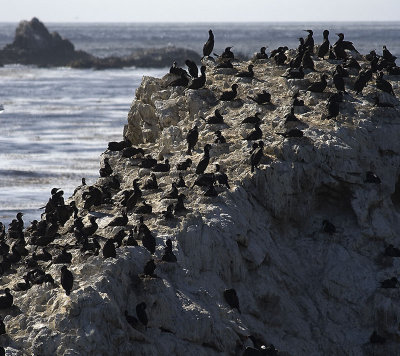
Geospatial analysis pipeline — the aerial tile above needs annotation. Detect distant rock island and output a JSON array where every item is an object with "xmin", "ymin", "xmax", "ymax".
[{"xmin": 0, "ymin": 18, "xmax": 201, "ymax": 69}]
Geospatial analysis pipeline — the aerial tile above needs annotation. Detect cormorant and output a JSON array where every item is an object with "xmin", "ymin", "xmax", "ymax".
[
  {"xmin": 203, "ymin": 30, "xmax": 214, "ymax": 58},
  {"xmin": 204, "ymin": 109, "xmax": 224, "ymax": 124},
  {"xmin": 250, "ymin": 141, "xmax": 264, "ymax": 173},
  {"xmin": 306, "ymin": 74, "xmax": 328, "ymax": 93},
  {"xmin": 162, "ymin": 239, "xmax": 177, "ymax": 262},
  {"xmin": 136, "ymin": 302, "xmax": 148, "ymax": 327},
  {"xmin": 247, "ymin": 90, "xmax": 271, "ymax": 104},
  {"xmin": 277, "ymin": 129, "xmax": 304, "ymax": 138},
  {"xmin": 220, "ymin": 84, "xmax": 238, "ymax": 101},
  {"xmin": 244, "ymin": 122, "xmax": 262, "ymax": 141},
  {"xmin": 0, "ymin": 288, "xmax": 13, "ymax": 309},
  {"xmin": 376, "ymin": 72, "xmax": 395, "ymax": 96},
  {"xmin": 152, "ymin": 159, "xmax": 170, "ymax": 172},
  {"xmin": 185, "ymin": 59, "xmax": 198, "ymax": 78},
  {"xmin": 195, "ymin": 144, "xmax": 212, "ymax": 174},
  {"xmin": 236, "ymin": 64, "xmax": 254, "ymax": 78},
  {"xmin": 318, "ymin": 30, "xmax": 330, "ymax": 58},
  {"xmin": 255, "ymin": 46, "xmax": 268, "ymax": 60},
  {"xmin": 177, "ymin": 158, "xmax": 192, "ymax": 171},
  {"xmin": 188, "ymin": 66, "xmax": 206, "ymax": 90},
  {"xmin": 186, "ymin": 125, "xmax": 199, "ymax": 155},
  {"xmin": 214, "ymin": 130, "xmax": 226, "ymax": 144},
  {"xmin": 303, "ymin": 30, "xmax": 314, "ymax": 53},
  {"xmin": 223, "ymin": 288, "xmax": 241, "ymax": 313},
  {"xmin": 60, "ymin": 266, "xmax": 73, "ymax": 296},
  {"xmin": 242, "ymin": 113, "xmax": 262, "ymax": 125}
]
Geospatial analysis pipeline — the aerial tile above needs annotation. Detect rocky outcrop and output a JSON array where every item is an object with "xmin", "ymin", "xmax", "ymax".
[
  {"xmin": 0, "ymin": 17, "xmax": 92, "ymax": 67},
  {"xmin": 0, "ymin": 18, "xmax": 200, "ymax": 68},
  {"xmin": 3, "ymin": 50, "xmax": 400, "ymax": 355}
]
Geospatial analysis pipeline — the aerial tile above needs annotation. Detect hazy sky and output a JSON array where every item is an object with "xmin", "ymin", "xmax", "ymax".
[{"xmin": 2, "ymin": 0, "xmax": 400, "ymax": 22}]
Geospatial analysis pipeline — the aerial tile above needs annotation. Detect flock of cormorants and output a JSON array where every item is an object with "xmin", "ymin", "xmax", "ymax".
[{"xmin": 0, "ymin": 27, "xmax": 399, "ymax": 354}]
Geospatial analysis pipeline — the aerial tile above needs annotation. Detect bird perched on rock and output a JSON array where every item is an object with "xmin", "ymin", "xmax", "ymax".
[
  {"xmin": 177, "ymin": 158, "xmax": 192, "ymax": 171},
  {"xmin": 174, "ymin": 194, "xmax": 187, "ymax": 214},
  {"xmin": 250, "ymin": 141, "xmax": 264, "ymax": 173},
  {"xmin": 306, "ymin": 74, "xmax": 328, "ymax": 93},
  {"xmin": 185, "ymin": 59, "xmax": 198, "ymax": 78},
  {"xmin": 162, "ymin": 239, "xmax": 177, "ymax": 262},
  {"xmin": 283, "ymin": 66, "xmax": 304, "ymax": 79},
  {"xmin": 143, "ymin": 173, "xmax": 158, "ymax": 190},
  {"xmin": 202, "ymin": 30, "xmax": 214, "ymax": 58},
  {"xmin": 244, "ymin": 122, "xmax": 262, "ymax": 141},
  {"xmin": 277, "ymin": 129, "xmax": 303, "ymax": 138},
  {"xmin": 318, "ymin": 30, "xmax": 330, "ymax": 58},
  {"xmin": 220, "ymin": 84, "xmax": 238, "ymax": 101},
  {"xmin": 99, "ymin": 157, "xmax": 113, "ymax": 177},
  {"xmin": 242, "ymin": 113, "xmax": 262, "ymax": 125},
  {"xmin": 224, "ymin": 288, "xmax": 241, "ymax": 313},
  {"xmin": 152, "ymin": 159, "xmax": 170, "ymax": 172},
  {"xmin": 195, "ymin": 144, "xmax": 212, "ymax": 174},
  {"xmin": 376, "ymin": 72, "xmax": 395, "ymax": 96},
  {"xmin": 380, "ymin": 277, "xmax": 398, "ymax": 288},
  {"xmin": 322, "ymin": 220, "xmax": 336, "ymax": 234},
  {"xmin": 186, "ymin": 125, "xmax": 199, "ymax": 155},
  {"xmin": 247, "ymin": 90, "xmax": 271, "ymax": 105},
  {"xmin": 108, "ymin": 210, "xmax": 128, "ymax": 227},
  {"xmin": 236, "ymin": 64, "xmax": 254, "ymax": 78},
  {"xmin": 214, "ymin": 130, "xmax": 226, "ymax": 144},
  {"xmin": 125, "ymin": 310, "xmax": 139, "ymax": 329},
  {"xmin": 303, "ymin": 29, "xmax": 314, "ymax": 53},
  {"xmin": 255, "ymin": 46, "xmax": 268, "ymax": 60},
  {"xmin": 215, "ymin": 164, "xmax": 230, "ymax": 189},
  {"xmin": 143, "ymin": 259, "xmax": 156, "ymax": 276},
  {"xmin": 0, "ymin": 288, "xmax": 13, "ymax": 309},
  {"xmin": 60, "ymin": 266, "xmax": 73, "ymax": 296},
  {"xmin": 135, "ymin": 201, "xmax": 152, "ymax": 215},
  {"xmin": 204, "ymin": 109, "xmax": 224, "ymax": 124},
  {"xmin": 188, "ymin": 66, "xmax": 206, "ymax": 90},
  {"xmin": 103, "ymin": 239, "xmax": 116, "ymax": 259},
  {"xmin": 53, "ymin": 248, "xmax": 72, "ymax": 264}
]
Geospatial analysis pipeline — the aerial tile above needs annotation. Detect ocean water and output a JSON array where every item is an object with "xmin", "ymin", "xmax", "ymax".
[{"xmin": 0, "ymin": 22, "xmax": 399, "ymax": 226}]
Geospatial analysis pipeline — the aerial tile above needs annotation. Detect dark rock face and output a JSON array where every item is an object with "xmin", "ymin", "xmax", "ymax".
[
  {"xmin": 0, "ymin": 18, "xmax": 93, "ymax": 66},
  {"xmin": 0, "ymin": 18, "xmax": 201, "ymax": 69}
]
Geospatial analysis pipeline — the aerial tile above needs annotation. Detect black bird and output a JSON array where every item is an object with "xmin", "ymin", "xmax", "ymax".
[
  {"xmin": 383, "ymin": 45, "xmax": 396, "ymax": 62},
  {"xmin": 204, "ymin": 109, "xmax": 224, "ymax": 124},
  {"xmin": 250, "ymin": 141, "xmax": 264, "ymax": 173},
  {"xmin": 370, "ymin": 331, "xmax": 386, "ymax": 344},
  {"xmin": 318, "ymin": 30, "xmax": 330, "ymax": 58},
  {"xmin": 202, "ymin": 30, "xmax": 214, "ymax": 58},
  {"xmin": 188, "ymin": 66, "xmax": 206, "ymax": 90},
  {"xmin": 81, "ymin": 216, "xmax": 98, "ymax": 237},
  {"xmin": 220, "ymin": 47, "xmax": 234, "ymax": 60},
  {"xmin": 223, "ymin": 288, "xmax": 241, "ymax": 313},
  {"xmin": 143, "ymin": 173, "xmax": 158, "ymax": 190},
  {"xmin": 333, "ymin": 33, "xmax": 358, "ymax": 60},
  {"xmin": 125, "ymin": 228, "xmax": 138, "ymax": 246},
  {"xmin": 195, "ymin": 144, "xmax": 212, "ymax": 174},
  {"xmin": 185, "ymin": 59, "xmax": 198, "ymax": 78},
  {"xmin": 327, "ymin": 96, "xmax": 340, "ymax": 119},
  {"xmin": 161, "ymin": 204, "xmax": 174, "ymax": 220},
  {"xmin": 204, "ymin": 184, "xmax": 218, "ymax": 197},
  {"xmin": 306, "ymin": 74, "xmax": 328, "ymax": 93},
  {"xmin": 143, "ymin": 259, "xmax": 156, "ymax": 276},
  {"xmin": 303, "ymin": 30, "xmax": 314, "ymax": 53},
  {"xmin": 163, "ymin": 183, "xmax": 179, "ymax": 199},
  {"xmin": 186, "ymin": 125, "xmax": 199, "ymax": 155},
  {"xmin": 177, "ymin": 158, "xmax": 192, "ymax": 171},
  {"xmin": 152, "ymin": 159, "xmax": 170, "ymax": 172},
  {"xmin": 174, "ymin": 194, "xmax": 187, "ymax": 214},
  {"xmin": 365, "ymin": 171, "xmax": 381, "ymax": 184},
  {"xmin": 0, "ymin": 317, "xmax": 5, "ymax": 335},
  {"xmin": 136, "ymin": 302, "xmax": 148, "ymax": 327},
  {"xmin": 99, "ymin": 157, "xmax": 113, "ymax": 177},
  {"xmin": 169, "ymin": 61, "xmax": 187, "ymax": 76},
  {"xmin": 255, "ymin": 46, "xmax": 268, "ymax": 60},
  {"xmin": 33, "ymin": 247, "xmax": 52, "ymax": 262},
  {"xmin": 135, "ymin": 201, "xmax": 152, "ymax": 215},
  {"xmin": 220, "ymin": 84, "xmax": 238, "ymax": 101},
  {"xmin": 53, "ymin": 248, "xmax": 72, "ymax": 264},
  {"xmin": 215, "ymin": 164, "xmax": 230, "ymax": 189},
  {"xmin": 376, "ymin": 72, "xmax": 395, "ymax": 96},
  {"xmin": 354, "ymin": 70, "xmax": 371, "ymax": 95},
  {"xmin": 103, "ymin": 239, "xmax": 116, "ymax": 259},
  {"xmin": 60, "ymin": 266, "xmax": 73, "ymax": 296},
  {"xmin": 125, "ymin": 310, "xmax": 139, "ymax": 329},
  {"xmin": 214, "ymin": 130, "xmax": 226, "ymax": 144},
  {"xmin": 344, "ymin": 57, "xmax": 361, "ymax": 71},
  {"xmin": 373, "ymin": 96, "xmax": 395, "ymax": 108},
  {"xmin": 108, "ymin": 210, "xmax": 128, "ymax": 227},
  {"xmin": 248, "ymin": 90, "xmax": 271, "ymax": 105},
  {"xmin": 168, "ymin": 73, "xmax": 189, "ymax": 87},
  {"xmin": 108, "ymin": 138, "xmax": 131, "ymax": 151},
  {"xmin": 322, "ymin": 220, "xmax": 336, "ymax": 234},
  {"xmin": 162, "ymin": 239, "xmax": 177, "ymax": 262},
  {"xmin": 139, "ymin": 155, "xmax": 157, "ymax": 169},
  {"xmin": 176, "ymin": 173, "xmax": 187, "ymax": 188},
  {"xmin": 384, "ymin": 244, "xmax": 400, "ymax": 257},
  {"xmin": 236, "ymin": 64, "xmax": 254, "ymax": 78},
  {"xmin": 216, "ymin": 59, "xmax": 234, "ymax": 69},
  {"xmin": 292, "ymin": 92, "xmax": 304, "ymax": 106},
  {"xmin": 333, "ymin": 72, "xmax": 346, "ymax": 93},
  {"xmin": 122, "ymin": 146, "xmax": 145, "ymax": 158},
  {"xmin": 284, "ymin": 107, "xmax": 298, "ymax": 122},
  {"xmin": 192, "ymin": 173, "xmax": 215, "ymax": 188},
  {"xmin": 302, "ymin": 50, "xmax": 315, "ymax": 71},
  {"xmin": 277, "ymin": 129, "xmax": 304, "ymax": 138},
  {"xmin": 284, "ymin": 66, "xmax": 304, "ymax": 79},
  {"xmin": 380, "ymin": 277, "xmax": 398, "ymax": 288},
  {"xmin": 245, "ymin": 122, "xmax": 262, "ymax": 141},
  {"xmin": 140, "ymin": 225, "xmax": 156, "ymax": 254},
  {"xmin": 0, "ymin": 288, "xmax": 13, "ymax": 309}
]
